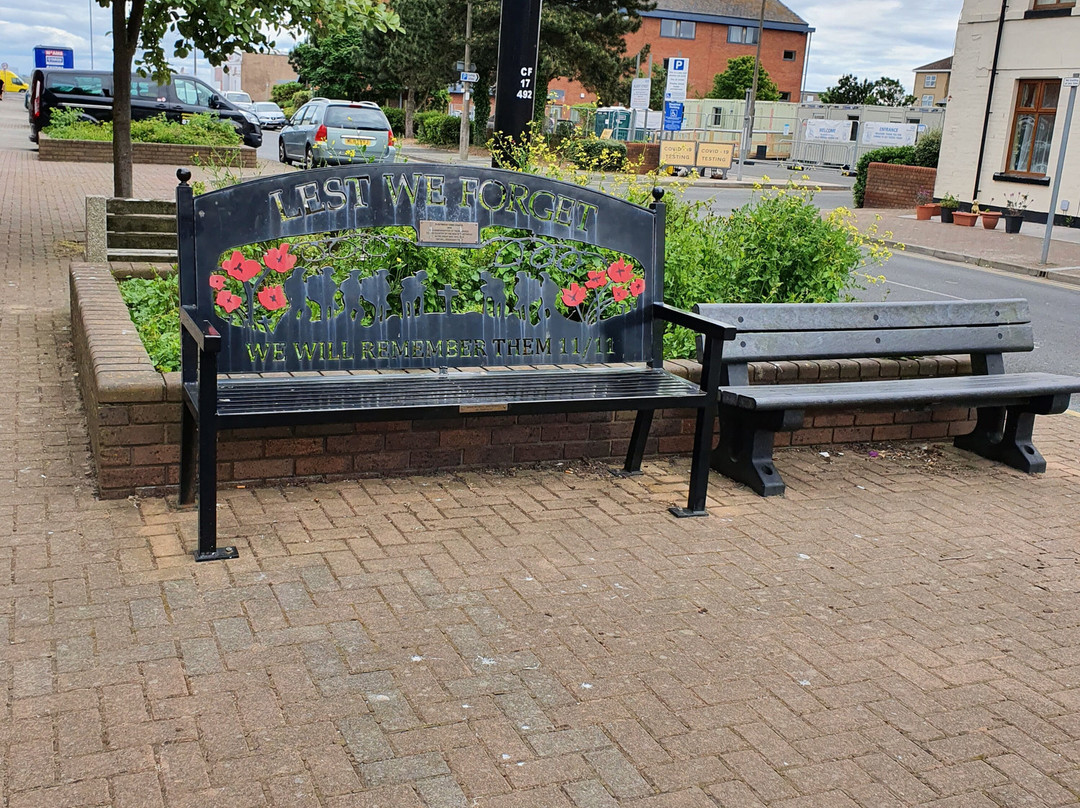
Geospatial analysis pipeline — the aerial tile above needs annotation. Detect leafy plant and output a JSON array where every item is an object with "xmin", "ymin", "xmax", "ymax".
[
  {"xmin": 46, "ymin": 112, "xmax": 241, "ymax": 147},
  {"xmin": 119, "ymin": 272, "xmax": 181, "ymax": 372},
  {"xmin": 915, "ymin": 187, "xmax": 933, "ymax": 206},
  {"xmin": 1002, "ymin": 192, "xmax": 1030, "ymax": 215},
  {"xmin": 914, "ymin": 128, "xmax": 942, "ymax": 168},
  {"xmin": 416, "ymin": 113, "xmax": 461, "ymax": 146},
  {"xmin": 271, "ymin": 81, "xmax": 305, "ymax": 106},
  {"xmin": 939, "ymin": 193, "xmax": 959, "ymax": 210}
]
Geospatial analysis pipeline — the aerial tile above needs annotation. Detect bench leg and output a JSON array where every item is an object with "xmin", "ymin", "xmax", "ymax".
[
  {"xmin": 194, "ymin": 417, "xmax": 238, "ymax": 562},
  {"xmin": 954, "ymin": 405, "xmax": 1048, "ymax": 474},
  {"xmin": 179, "ymin": 402, "xmax": 197, "ymax": 505},
  {"xmin": 615, "ymin": 409, "xmax": 655, "ymax": 476},
  {"xmin": 711, "ymin": 409, "xmax": 801, "ymax": 497},
  {"xmin": 670, "ymin": 404, "xmax": 715, "ymax": 518}
]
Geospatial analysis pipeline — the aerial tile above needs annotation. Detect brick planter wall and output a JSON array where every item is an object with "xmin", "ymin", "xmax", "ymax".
[
  {"xmin": 864, "ymin": 163, "xmax": 937, "ymax": 208},
  {"xmin": 625, "ymin": 143, "xmax": 660, "ymax": 174},
  {"xmin": 71, "ymin": 261, "xmax": 976, "ymax": 500},
  {"xmin": 39, "ymin": 134, "xmax": 257, "ymax": 167}
]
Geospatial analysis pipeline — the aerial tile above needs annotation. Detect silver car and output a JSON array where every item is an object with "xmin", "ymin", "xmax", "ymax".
[
  {"xmin": 254, "ymin": 101, "xmax": 286, "ymax": 129},
  {"xmin": 278, "ymin": 98, "xmax": 398, "ymax": 168}
]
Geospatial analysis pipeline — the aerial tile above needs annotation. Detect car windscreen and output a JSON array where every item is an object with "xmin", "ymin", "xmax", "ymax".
[
  {"xmin": 324, "ymin": 107, "xmax": 387, "ymax": 130},
  {"xmin": 46, "ymin": 74, "xmax": 109, "ymax": 96},
  {"xmin": 255, "ymin": 103, "xmax": 281, "ymax": 112}
]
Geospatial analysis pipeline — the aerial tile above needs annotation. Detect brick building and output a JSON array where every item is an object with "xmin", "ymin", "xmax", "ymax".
[{"xmin": 548, "ymin": 0, "xmax": 813, "ymax": 110}]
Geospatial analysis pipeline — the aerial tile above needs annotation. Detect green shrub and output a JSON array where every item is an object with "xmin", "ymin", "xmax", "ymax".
[
  {"xmin": 46, "ymin": 112, "xmax": 240, "ymax": 146},
  {"xmin": 417, "ymin": 113, "xmax": 461, "ymax": 146},
  {"xmin": 853, "ymin": 145, "xmax": 916, "ymax": 207},
  {"xmin": 119, "ymin": 272, "xmax": 181, "ymax": 373},
  {"xmin": 292, "ymin": 89, "xmax": 311, "ymax": 109},
  {"xmin": 271, "ymin": 81, "xmax": 305, "ymax": 106},
  {"xmin": 381, "ymin": 106, "xmax": 405, "ymax": 135},
  {"xmin": 914, "ymin": 128, "xmax": 942, "ymax": 168},
  {"xmin": 561, "ymin": 138, "xmax": 627, "ymax": 171}
]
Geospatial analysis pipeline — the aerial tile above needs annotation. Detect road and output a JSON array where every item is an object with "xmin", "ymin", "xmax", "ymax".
[{"xmin": 857, "ymin": 251, "xmax": 1080, "ymax": 409}]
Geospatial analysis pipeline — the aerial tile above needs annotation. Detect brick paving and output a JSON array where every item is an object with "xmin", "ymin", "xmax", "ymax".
[{"xmin": 2, "ymin": 95, "xmax": 1080, "ymax": 806}]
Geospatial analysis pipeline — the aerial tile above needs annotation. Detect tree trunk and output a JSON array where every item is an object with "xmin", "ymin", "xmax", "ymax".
[
  {"xmin": 404, "ymin": 87, "xmax": 416, "ymax": 139},
  {"xmin": 111, "ymin": 0, "xmax": 146, "ymax": 199}
]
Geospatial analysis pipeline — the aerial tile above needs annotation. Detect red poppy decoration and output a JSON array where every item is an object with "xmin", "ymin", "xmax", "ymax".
[
  {"xmin": 222, "ymin": 250, "xmax": 261, "ymax": 283},
  {"xmin": 215, "ymin": 289, "xmax": 243, "ymax": 313},
  {"xmin": 264, "ymin": 243, "xmax": 296, "ymax": 274},
  {"xmin": 611, "ymin": 285, "xmax": 630, "ymax": 302},
  {"xmin": 585, "ymin": 269, "xmax": 608, "ymax": 289},
  {"xmin": 561, "ymin": 283, "xmax": 587, "ymax": 307},
  {"xmin": 257, "ymin": 285, "xmax": 288, "ymax": 311},
  {"xmin": 607, "ymin": 258, "xmax": 634, "ymax": 283},
  {"xmin": 629, "ymin": 278, "xmax": 645, "ymax": 296},
  {"xmin": 208, "ymin": 274, "xmax": 226, "ymax": 290}
]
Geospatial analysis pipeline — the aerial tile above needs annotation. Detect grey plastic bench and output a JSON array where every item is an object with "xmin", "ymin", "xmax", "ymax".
[{"xmin": 694, "ymin": 299, "xmax": 1080, "ymax": 496}]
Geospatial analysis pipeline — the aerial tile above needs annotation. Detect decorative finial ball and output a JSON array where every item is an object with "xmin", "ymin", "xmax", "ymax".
[
  {"xmin": 177, "ymin": 168, "xmax": 192, "ymax": 184},
  {"xmin": 651, "ymin": 187, "xmax": 665, "ymax": 202}
]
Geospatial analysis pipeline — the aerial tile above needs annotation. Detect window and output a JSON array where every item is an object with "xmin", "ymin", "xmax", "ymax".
[
  {"xmin": 783, "ymin": 50, "xmax": 797, "ymax": 61},
  {"xmin": 727, "ymin": 26, "xmax": 759, "ymax": 45},
  {"xmin": 173, "ymin": 78, "xmax": 215, "ymax": 107},
  {"xmin": 132, "ymin": 80, "xmax": 165, "ymax": 100},
  {"xmin": 1034, "ymin": 0, "xmax": 1074, "ymax": 6},
  {"xmin": 921, "ymin": 94, "xmax": 936, "ymax": 106},
  {"xmin": 660, "ymin": 19, "xmax": 696, "ymax": 39},
  {"xmin": 47, "ymin": 74, "xmax": 108, "ymax": 96},
  {"xmin": 924, "ymin": 75, "xmax": 937, "ymax": 88},
  {"xmin": 778, "ymin": 92, "xmax": 791, "ymax": 101},
  {"xmin": 1007, "ymin": 79, "xmax": 1060, "ymax": 176}
]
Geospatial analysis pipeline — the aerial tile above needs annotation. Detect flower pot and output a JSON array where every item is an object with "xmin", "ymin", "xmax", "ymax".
[
  {"xmin": 915, "ymin": 204, "xmax": 937, "ymax": 221},
  {"xmin": 940, "ymin": 208, "xmax": 955, "ymax": 224},
  {"xmin": 1004, "ymin": 214, "xmax": 1023, "ymax": 234},
  {"xmin": 953, "ymin": 211, "xmax": 978, "ymax": 227},
  {"xmin": 981, "ymin": 211, "xmax": 1001, "ymax": 230}
]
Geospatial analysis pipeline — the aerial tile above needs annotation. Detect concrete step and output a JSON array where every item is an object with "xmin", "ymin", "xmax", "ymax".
[
  {"xmin": 107, "ymin": 248, "xmax": 178, "ymax": 263},
  {"xmin": 107, "ymin": 198, "xmax": 176, "ymax": 216},
  {"xmin": 108, "ymin": 213, "xmax": 177, "ymax": 234},
  {"xmin": 108, "ymin": 232, "xmax": 177, "ymax": 250}
]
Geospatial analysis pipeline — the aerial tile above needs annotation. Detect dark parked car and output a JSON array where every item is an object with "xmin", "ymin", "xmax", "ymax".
[
  {"xmin": 27, "ymin": 69, "xmax": 262, "ymax": 148},
  {"xmin": 279, "ymin": 99, "xmax": 397, "ymax": 168}
]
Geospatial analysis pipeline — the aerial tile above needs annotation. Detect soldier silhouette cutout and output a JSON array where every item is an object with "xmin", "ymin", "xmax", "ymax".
[
  {"xmin": 513, "ymin": 270, "xmax": 541, "ymax": 325},
  {"xmin": 539, "ymin": 271, "xmax": 560, "ymax": 323},
  {"xmin": 400, "ymin": 270, "xmax": 428, "ymax": 318},
  {"xmin": 479, "ymin": 271, "xmax": 507, "ymax": 318}
]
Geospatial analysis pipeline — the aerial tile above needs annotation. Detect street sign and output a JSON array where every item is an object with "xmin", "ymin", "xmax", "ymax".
[
  {"xmin": 664, "ymin": 58, "xmax": 689, "ymax": 103},
  {"xmin": 659, "ymin": 141, "xmax": 695, "ymax": 167},
  {"xmin": 630, "ymin": 78, "xmax": 651, "ymax": 110},
  {"xmin": 663, "ymin": 101, "xmax": 684, "ymax": 131},
  {"xmin": 460, "ymin": 72, "xmax": 480, "ymax": 84},
  {"xmin": 697, "ymin": 143, "xmax": 735, "ymax": 170},
  {"xmin": 1064, "ymin": 77, "xmax": 1080, "ymax": 88}
]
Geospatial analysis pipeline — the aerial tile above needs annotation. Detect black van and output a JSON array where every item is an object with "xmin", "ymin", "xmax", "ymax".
[{"xmin": 27, "ymin": 69, "xmax": 262, "ymax": 148}]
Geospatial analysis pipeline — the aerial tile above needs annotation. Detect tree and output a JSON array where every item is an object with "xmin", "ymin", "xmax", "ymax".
[
  {"xmin": 820, "ymin": 74, "xmax": 916, "ymax": 106},
  {"xmin": 866, "ymin": 77, "xmax": 917, "ymax": 107},
  {"xmin": 819, "ymin": 74, "xmax": 873, "ymax": 105},
  {"xmin": 101, "ymin": 0, "xmax": 399, "ymax": 197},
  {"xmin": 710, "ymin": 56, "xmax": 780, "ymax": 101}
]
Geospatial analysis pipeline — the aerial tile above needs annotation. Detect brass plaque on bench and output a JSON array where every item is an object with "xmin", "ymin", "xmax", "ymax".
[
  {"xmin": 459, "ymin": 403, "xmax": 509, "ymax": 413},
  {"xmin": 419, "ymin": 220, "xmax": 479, "ymax": 245}
]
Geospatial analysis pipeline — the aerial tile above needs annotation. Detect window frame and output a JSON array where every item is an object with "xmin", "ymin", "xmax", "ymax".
[
  {"xmin": 782, "ymin": 50, "xmax": 797, "ymax": 61},
  {"xmin": 1033, "ymin": 0, "xmax": 1074, "ymax": 7},
  {"xmin": 921, "ymin": 94, "xmax": 936, "ymax": 106},
  {"xmin": 1005, "ymin": 78, "xmax": 1060, "ymax": 177},
  {"xmin": 659, "ymin": 18, "xmax": 696, "ymax": 39},
  {"xmin": 727, "ymin": 25, "xmax": 759, "ymax": 45},
  {"xmin": 924, "ymin": 75, "xmax": 937, "ymax": 88}
]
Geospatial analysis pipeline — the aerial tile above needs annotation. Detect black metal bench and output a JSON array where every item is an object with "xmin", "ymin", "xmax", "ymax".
[
  {"xmin": 177, "ymin": 164, "xmax": 735, "ymax": 561},
  {"xmin": 694, "ymin": 300, "xmax": 1080, "ymax": 496}
]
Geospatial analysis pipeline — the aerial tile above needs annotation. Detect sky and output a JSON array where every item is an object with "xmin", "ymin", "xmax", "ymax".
[{"xmin": 0, "ymin": 0, "xmax": 963, "ymax": 94}]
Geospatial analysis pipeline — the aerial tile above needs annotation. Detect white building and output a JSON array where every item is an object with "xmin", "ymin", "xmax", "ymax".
[{"xmin": 936, "ymin": 0, "xmax": 1080, "ymax": 222}]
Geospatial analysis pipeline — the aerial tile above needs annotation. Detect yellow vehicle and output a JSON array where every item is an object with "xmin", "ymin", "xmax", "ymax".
[{"xmin": 1, "ymin": 69, "xmax": 30, "ymax": 94}]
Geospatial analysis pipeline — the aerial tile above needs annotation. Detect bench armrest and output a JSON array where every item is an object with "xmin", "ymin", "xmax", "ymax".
[
  {"xmin": 181, "ymin": 305, "xmax": 222, "ymax": 354},
  {"xmin": 654, "ymin": 303, "xmax": 737, "ymax": 340}
]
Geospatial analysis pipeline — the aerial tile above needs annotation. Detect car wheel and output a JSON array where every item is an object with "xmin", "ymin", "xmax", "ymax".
[
  {"xmin": 304, "ymin": 146, "xmax": 315, "ymax": 170},
  {"xmin": 278, "ymin": 138, "xmax": 289, "ymax": 164}
]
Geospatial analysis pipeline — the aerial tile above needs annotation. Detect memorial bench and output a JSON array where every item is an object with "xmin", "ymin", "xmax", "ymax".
[
  {"xmin": 694, "ymin": 300, "xmax": 1080, "ymax": 496},
  {"xmin": 177, "ymin": 164, "xmax": 736, "ymax": 561}
]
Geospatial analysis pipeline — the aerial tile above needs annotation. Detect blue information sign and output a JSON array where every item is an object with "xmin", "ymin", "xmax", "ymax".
[{"xmin": 663, "ymin": 102, "xmax": 684, "ymax": 132}]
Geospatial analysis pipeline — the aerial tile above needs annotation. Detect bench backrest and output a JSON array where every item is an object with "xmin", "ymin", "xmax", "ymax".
[
  {"xmin": 694, "ymin": 300, "xmax": 1034, "ymax": 378},
  {"xmin": 178, "ymin": 164, "xmax": 664, "ymax": 375}
]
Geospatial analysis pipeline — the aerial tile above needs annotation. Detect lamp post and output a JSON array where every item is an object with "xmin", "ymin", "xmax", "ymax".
[{"xmin": 745, "ymin": 0, "xmax": 766, "ymax": 163}]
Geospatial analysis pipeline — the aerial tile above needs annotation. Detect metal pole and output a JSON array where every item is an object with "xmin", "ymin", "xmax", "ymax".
[
  {"xmin": 745, "ymin": 0, "xmax": 766, "ymax": 162},
  {"xmin": 458, "ymin": 0, "xmax": 473, "ymax": 163},
  {"xmin": 1040, "ymin": 74, "xmax": 1078, "ymax": 265},
  {"xmin": 89, "ymin": 0, "xmax": 95, "ymax": 69}
]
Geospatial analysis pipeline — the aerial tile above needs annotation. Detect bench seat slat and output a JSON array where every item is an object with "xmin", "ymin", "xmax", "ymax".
[
  {"xmin": 721, "ymin": 372, "xmax": 1080, "ymax": 411},
  {"xmin": 721, "ymin": 325, "xmax": 1033, "ymax": 363},
  {"xmin": 696, "ymin": 300, "xmax": 1031, "ymax": 331},
  {"xmin": 202, "ymin": 368, "xmax": 705, "ymax": 422}
]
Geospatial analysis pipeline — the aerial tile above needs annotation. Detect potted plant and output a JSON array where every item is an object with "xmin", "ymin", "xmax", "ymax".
[
  {"xmin": 976, "ymin": 199, "xmax": 1001, "ymax": 230},
  {"xmin": 914, "ymin": 187, "xmax": 939, "ymax": 220},
  {"xmin": 939, "ymin": 193, "xmax": 959, "ymax": 224},
  {"xmin": 1003, "ymin": 192, "xmax": 1029, "ymax": 234},
  {"xmin": 953, "ymin": 201, "xmax": 979, "ymax": 227}
]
